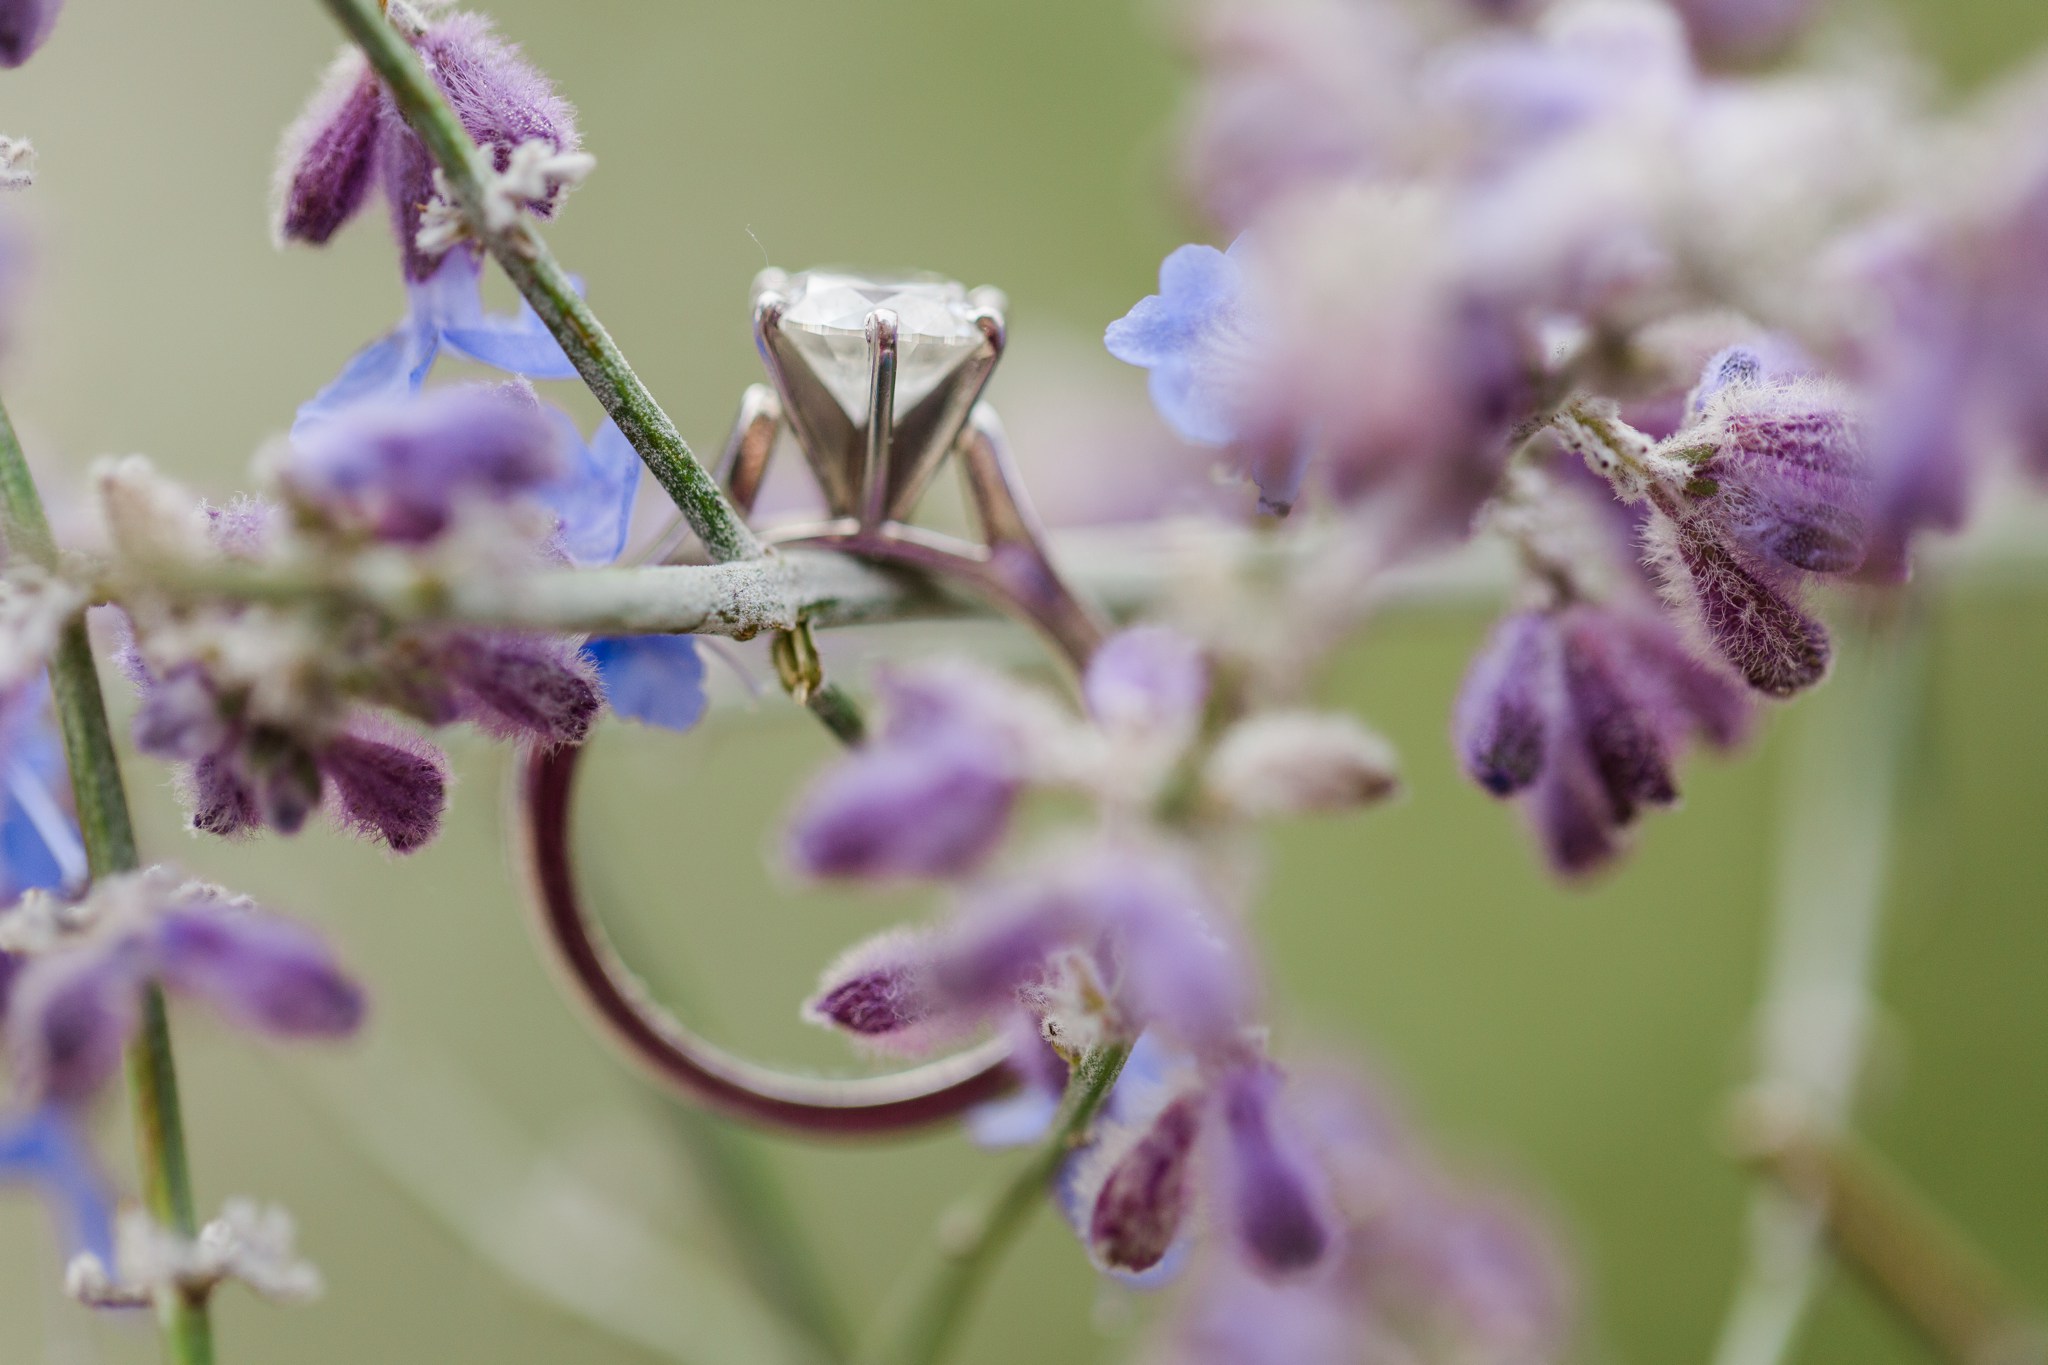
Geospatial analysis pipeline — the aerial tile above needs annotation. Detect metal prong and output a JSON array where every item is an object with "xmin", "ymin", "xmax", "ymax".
[
  {"xmin": 862, "ymin": 309, "xmax": 899, "ymax": 531},
  {"xmin": 717, "ymin": 383, "xmax": 783, "ymax": 518},
  {"xmin": 885, "ymin": 304, "xmax": 1005, "ymax": 522},
  {"xmin": 955, "ymin": 405, "xmax": 1109, "ymax": 663},
  {"xmin": 754, "ymin": 291, "xmax": 862, "ymax": 518}
]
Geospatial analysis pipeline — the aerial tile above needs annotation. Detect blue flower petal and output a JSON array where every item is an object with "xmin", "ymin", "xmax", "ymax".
[
  {"xmin": 0, "ymin": 1107, "xmax": 116, "ymax": 1263},
  {"xmin": 584, "ymin": 635, "xmax": 707, "ymax": 731},
  {"xmin": 1107, "ymin": 241, "xmax": 1250, "ymax": 447},
  {"xmin": 541, "ymin": 415, "xmax": 641, "ymax": 566},
  {"xmin": 407, "ymin": 252, "xmax": 489, "ymax": 333},
  {"xmin": 291, "ymin": 326, "xmax": 438, "ymax": 442}
]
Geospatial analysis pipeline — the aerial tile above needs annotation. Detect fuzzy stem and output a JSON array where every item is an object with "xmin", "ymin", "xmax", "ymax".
[
  {"xmin": 0, "ymin": 398, "xmax": 214, "ymax": 1363},
  {"xmin": 314, "ymin": 0, "xmax": 761, "ymax": 565},
  {"xmin": 857, "ymin": 1043, "xmax": 1132, "ymax": 1365}
]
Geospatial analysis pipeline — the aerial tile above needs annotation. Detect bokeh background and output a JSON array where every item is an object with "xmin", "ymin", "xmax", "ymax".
[{"xmin": 2, "ymin": 0, "xmax": 2046, "ymax": 1361}]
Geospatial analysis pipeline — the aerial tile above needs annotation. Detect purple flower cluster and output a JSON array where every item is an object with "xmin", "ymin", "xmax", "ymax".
[
  {"xmin": 788, "ymin": 627, "xmax": 1411, "ymax": 1281},
  {"xmin": 1141, "ymin": 1063, "xmax": 1571, "ymax": 1365},
  {"xmin": 0, "ymin": 869, "xmax": 364, "ymax": 1261},
  {"xmin": 275, "ymin": 9, "xmax": 581, "ymax": 280},
  {"xmin": 118, "ymin": 386, "xmax": 614, "ymax": 853},
  {"xmin": 1456, "ymin": 603, "xmax": 1748, "ymax": 876},
  {"xmin": 1102, "ymin": 0, "xmax": 2047, "ymax": 877}
]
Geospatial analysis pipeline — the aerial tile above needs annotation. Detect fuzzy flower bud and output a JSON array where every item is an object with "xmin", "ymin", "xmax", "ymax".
[
  {"xmin": 1455, "ymin": 605, "xmax": 1751, "ymax": 877},
  {"xmin": 68, "ymin": 1199, "xmax": 323, "ymax": 1309},
  {"xmin": 1659, "ymin": 521, "xmax": 1830, "ymax": 697},
  {"xmin": 1, "ymin": 871, "xmax": 364, "ymax": 1110},
  {"xmin": 1219, "ymin": 1064, "xmax": 1335, "ymax": 1277},
  {"xmin": 1206, "ymin": 711, "xmax": 1399, "ymax": 818},
  {"xmin": 785, "ymin": 662, "xmax": 1066, "ymax": 883},
  {"xmin": 800, "ymin": 930, "xmax": 970, "ymax": 1057},
  {"xmin": 273, "ymin": 50, "xmax": 383, "ymax": 247},
  {"xmin": 283, "ymin": 382, "xmax": 565, "ymax": 544},
  {"xmin": 429, "ymin": 629, "xmax": 601, "ymax": 747},
  {"xmin": 1454, "ymin": 612, "xmax": 1557, "ymax": 797},
  {"xmin": 0, "ymin": 0, "xmax": 62, "ymax": 67},
  {"xmin": 1078, "ymin": 1089, "xmax": 1207, "ymax": 1275}
]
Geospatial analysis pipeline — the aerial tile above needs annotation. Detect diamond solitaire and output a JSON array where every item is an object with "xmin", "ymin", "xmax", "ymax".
[{"xmin": 765, "ymin": 270, "xmax": 989, "ymax": 417}]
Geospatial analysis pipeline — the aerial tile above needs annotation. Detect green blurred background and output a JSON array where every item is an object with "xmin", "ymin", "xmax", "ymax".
[{"xmin": 2, "ymin": 0, "xmax": 2046, "ymax": 1361}]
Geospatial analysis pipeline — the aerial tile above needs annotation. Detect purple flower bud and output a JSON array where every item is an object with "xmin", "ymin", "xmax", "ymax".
[
  {"xmin": 186, "ymin": 754, "xmax": 261, "ymax": 840},
  {"xmin": 1083, "ymin": 626, "xmax": 1210, "ymax": 735},
  {"xmin": 285, "ymin": 383, "xmax": 565, "ymax": 544},
  {"xmin": 154, "ymin": 901, "xmax": 365, "ymax": 1040},
  {"xmin": 1670, "ymin": 0, "xmax": 1820, "ymax": 64},
  {"xmin": 1454, "ymin": 611, "xmax": 1558, "ymax": 797},
  {"xmin": 801, "ymin": 930, "xmax": 968, "ymax": 1057},
  {"xmin": 385, "ymin": 13, "xmax": 580, "ymax": 281},
  {"xmin": 1082, "ymin": 1090, "xmax": 1206, "ymax": 1274},
  {"xmin": 243, "ymin": 729, "xmax": 325, "ymax": 837},
  {"xmin": 204, "ymin": 496, "xmax": 281, "ymax": 561},
  {"xmin": 786, "ymin": 735, "xmax": 1019, "ymax": 882},
  {"xmin": 434, "ymin": 629, "xmax": 602, "ymax": 746},
  {"xmin": 273, "ymin": 50, "xmax": 384, "ymax": 246},
  {"xmin": 318, "ymin": 727, "xmax": 449, "ymax": 854},
  {"xmin": 0, "ymin": 0, "xmax": 62, "ymax": 67},
  {"xmin": 1530, "ymin": 760, "xmax": 1623, "ymax": 878},
  {"xmin": 1558, "ymin": 616, "xmax": 1677, "ymax": 823},
  {"xmin": 7, "ymin": 945, "xmax": 146, "ymax": 1107},
  {"xmin": 1680, "ymin": 368, "xmax": 1869, "ymax": 576},
  {"xmin": 1219, "ymin": 1065, "xmax": 1334, "ymax": 1277},
  {"xmin": 785, "ymin": 662, "xmax": 1059, "ymax": 883},
  {"xmin": 1666, "ymin": 522, "xmax": 1830, "ymax": 697},
  {"xmin": 131, "ymin": 667, "xmax": 229, "ymax": 764},
  {"xmin": 417, "ymin": 14, "xmax": 579, "ymax": 184}
]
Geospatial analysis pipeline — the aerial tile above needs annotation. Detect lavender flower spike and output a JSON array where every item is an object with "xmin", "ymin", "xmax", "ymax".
[{"xmin": 0, "ymin": 0, "xmax": 61, "ymax": 67}]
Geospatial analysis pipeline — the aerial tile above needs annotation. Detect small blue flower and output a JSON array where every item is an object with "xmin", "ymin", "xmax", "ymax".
[
  {"xmin": 0, "ymin": 1106, "xmax": 114, "ymax": 1263},
  {"xmin": 293, "ymin": 252, "xmax": 579, "ymax": 440},
  {"xmin": 1106, "ymin": 239, "xmax": 1255, "ymax": 448},
  {"xmin": 581, "ymin": 635, "xmax": 706, "ymax": 732},
  {"xmin": 0, "ymin": 681, "xmax": 85, "ymax": 904}
]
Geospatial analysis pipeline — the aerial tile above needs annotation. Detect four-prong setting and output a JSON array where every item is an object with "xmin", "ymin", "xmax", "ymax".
[{"xmin": 735, "ymin": 266, "xmax": 1102, "ymax": 666}]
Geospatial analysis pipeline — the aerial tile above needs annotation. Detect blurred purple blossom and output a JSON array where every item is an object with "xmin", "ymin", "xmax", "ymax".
[
  {"xmin": 0, "ymin": 0, "xmax": 61, "ymax": 67},
  {"xmin": 3, "ymin": 874, "xmax": 363, "ymax": 1110},
  {"xmin": 1456, "ymin": 605, "xmax": 1749, "ymax": 876},
  {"xmin": 285, "ymin": 382, "xmax": 566, "ymax": 544}
]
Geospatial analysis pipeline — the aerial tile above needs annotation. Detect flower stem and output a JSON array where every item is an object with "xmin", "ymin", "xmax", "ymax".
[
  {"xmin": 1733, "ymin": 1106, "xmax": 2047, "ymax": 1365},
  {"xmin": 0, "ymin": 397, "xmax": 214, "ymax": 1363},
  {"xmin": 313, "ymin": 0, "xmax": 761, "ymax": 565},
  {"xmin": 856, "ymin": 1043, "xmax": 1133, "ymax": 1365}
]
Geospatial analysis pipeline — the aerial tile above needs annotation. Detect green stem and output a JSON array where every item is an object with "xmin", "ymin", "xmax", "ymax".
[
  {"xmin": 658, "ymin": 1104, "xmax": 851, "ymax": 1358},
  {"xmin": 857, "ymin": 1043, "xmax": 1133, "ymax": 1365},
  {"xmin": 314, "ymin": 0, "xmax": 761, "ymax": 565},
  {"xmin": 1736, "ymin": 1112, "xmax": 2047, "ymax": 1365},
  {"xmin": 0, "ymin": 398, "xmax": 214, "ymax": 1363}
]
